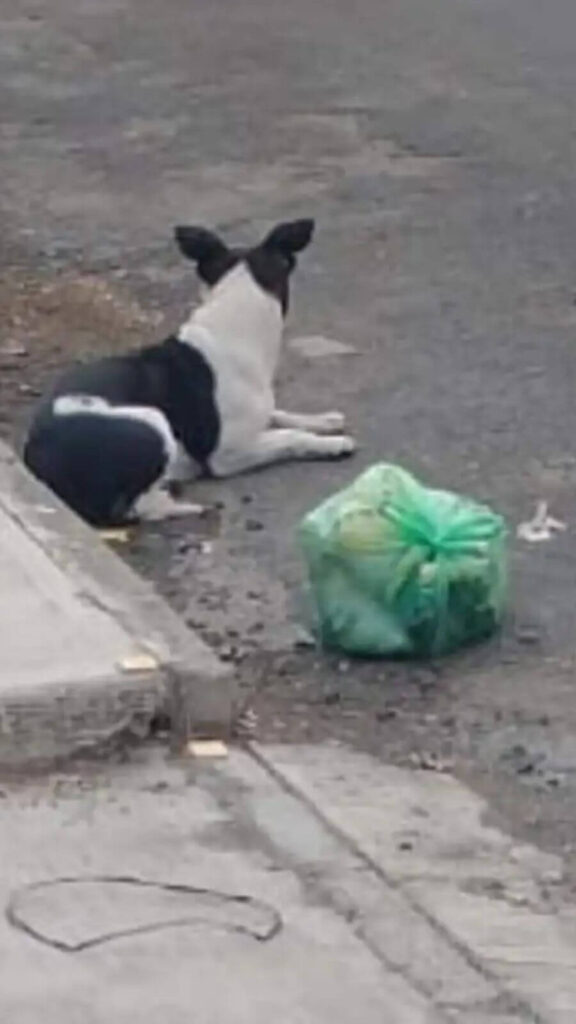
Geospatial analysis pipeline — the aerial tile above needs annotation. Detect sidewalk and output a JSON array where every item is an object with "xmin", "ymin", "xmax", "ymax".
[
  {"xmin": 0, "ymin": 442, "xmax": 234, "ymax": 765},
  {"xmin": 0, "ymin": 742, "xmax": 573, "ymax": 1023}
]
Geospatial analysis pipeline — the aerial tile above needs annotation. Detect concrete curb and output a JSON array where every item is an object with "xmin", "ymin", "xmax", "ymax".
[{"xmin": 0, "ymin": 442, "xmax": 235, "ymax": 767}]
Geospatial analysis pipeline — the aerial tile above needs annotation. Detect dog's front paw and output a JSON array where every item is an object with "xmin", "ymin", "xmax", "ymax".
[
  {"xmin": 313, "ymin": 411, "xmax": 346, "ymax": 435},
  {"xmin": 323, "ymin": 434, "xmax": 356, "ymax": 459}
]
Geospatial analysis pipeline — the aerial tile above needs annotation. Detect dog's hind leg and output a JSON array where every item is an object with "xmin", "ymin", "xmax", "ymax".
[
  {"xmin": 210, "ymin": 428, "xmax": 355, "ymax": 477},
  {"xmin": 270, "ymin": 410, "xmax": 346, "ymax": 435}
]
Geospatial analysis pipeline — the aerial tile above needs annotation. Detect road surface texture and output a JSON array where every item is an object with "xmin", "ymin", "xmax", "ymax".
[{"xmin": 2, "ymin": 0, "xmax": 576, "ymax": 900}]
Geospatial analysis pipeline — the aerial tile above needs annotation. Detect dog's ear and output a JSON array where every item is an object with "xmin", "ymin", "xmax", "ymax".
[
  {"xmin": 174, "ymin": 226, "xmax": 229, "ymax": 264},
  {"xmin": 262, "ymin": 219, "xmax": 315, "ymax": 256}
]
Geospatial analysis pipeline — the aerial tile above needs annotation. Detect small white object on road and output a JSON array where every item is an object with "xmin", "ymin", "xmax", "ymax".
[
  {"xmin": 118, "ymin": 652, "xmax": 160, "ymax": 673},
  {"xmin": 288, "ymin": 335, "xmax": 357, "ymax": 359},
  {"xmin": 517, "ymin": 500, "xmax": 566, "ymax": 542},
  {"xmin": 99, "ymin": 527, "xmax": 132, "ymax": 544},
  {"xmin": 187, "ymin": 739, "xmax": 229, "ymax": 758}
]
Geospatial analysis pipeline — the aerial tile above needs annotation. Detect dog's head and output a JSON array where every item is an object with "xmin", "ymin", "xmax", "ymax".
[{"xmin": 173, "ymin": 219, "xmax": 315, "ymax": 315}]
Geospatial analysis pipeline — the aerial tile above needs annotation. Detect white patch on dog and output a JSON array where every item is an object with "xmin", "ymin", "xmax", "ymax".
[
  {"xmin": 175, "ymin": 253, "xmax": 356, "ymax": 477},
  {"xmin": 53, "ymin": 394, "xmax": 178, "ymax": 464},
  {"xmin": 54, "ymin": 394, "xmax": 108, "ymax": 414},
  {"xmin": 179, "ymin": 263, "xmax": 284, "ymax": 474}
]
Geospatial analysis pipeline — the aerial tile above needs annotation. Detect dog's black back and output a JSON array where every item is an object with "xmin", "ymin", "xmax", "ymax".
[{"xmin": 30, "ymin": 338, "xmax": 220, "ymax": 463}]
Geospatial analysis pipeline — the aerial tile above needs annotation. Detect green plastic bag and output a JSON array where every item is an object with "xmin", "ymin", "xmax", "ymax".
[{"xmin": 299, "ymin": 464, "xmax": 507, "ymax": 658}]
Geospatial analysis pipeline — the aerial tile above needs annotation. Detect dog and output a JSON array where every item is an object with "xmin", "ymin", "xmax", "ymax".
[{"xmin": 23, "ymin": 218, "xmax": 355, "ymax": 528}]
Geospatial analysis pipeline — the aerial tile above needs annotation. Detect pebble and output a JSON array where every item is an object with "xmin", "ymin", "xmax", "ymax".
[
  {"xmin": 409, "ymin": 751, "xmax": 452, "ymax": 772},
  {"xmin": 293, "ymin": 630, "xmax": 315, "ymax": 650},
  {"xmin": 542, "ymin": 870, "xmax": 563, "ymax": 885},
  {"xmin": 234, "ymin": 708, "xmax": 258, "ymax": 738},
  {"xmin": 376, "ymin": 707, "xmax": 398, "ymax": 722},
  {"xmin": 515, "ymin": 627, "xmax": 541, "ymax": 646},
  {"xmin": 146, "ymin": 780, "xmax": 170, "ymax": 794}
]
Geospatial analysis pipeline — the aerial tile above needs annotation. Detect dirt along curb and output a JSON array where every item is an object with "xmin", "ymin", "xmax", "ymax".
[{"xmin": 0, "ymin": 441, "xmax": 235, "ymax": 768}]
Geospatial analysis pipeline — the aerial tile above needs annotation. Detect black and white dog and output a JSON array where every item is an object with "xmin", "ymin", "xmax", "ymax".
[{"xmin": 23, "ymin": 219, "xmax": 355, "ymax": 528}]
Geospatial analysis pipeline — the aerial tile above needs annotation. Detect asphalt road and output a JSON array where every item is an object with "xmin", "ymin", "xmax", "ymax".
[{"xmin": 2, "ymin": 0, "xmax": 576, "ymax": 884}]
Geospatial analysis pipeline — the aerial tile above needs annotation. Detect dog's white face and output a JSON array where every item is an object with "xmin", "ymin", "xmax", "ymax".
[{"xmin": 173, "ymin": 218, "xmax": 315, "ymax": 316}]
